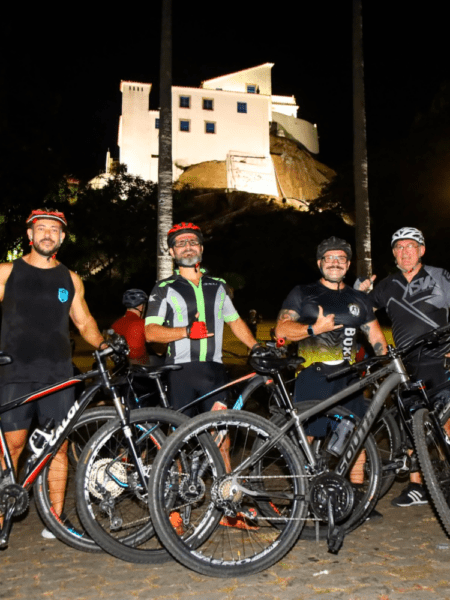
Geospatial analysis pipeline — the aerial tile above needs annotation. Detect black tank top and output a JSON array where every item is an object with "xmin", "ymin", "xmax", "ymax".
[{"xmin": 0, "ymin": 258, "xmax": 75, "ymax": 384}]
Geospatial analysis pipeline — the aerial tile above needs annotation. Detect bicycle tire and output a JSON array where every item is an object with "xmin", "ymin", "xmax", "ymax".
[
  {"xmin": 270, "ymin": 401, "xmax": 381, "ymax": 540},
  {"xmin": 34, "ymin": 406, "xmax": 119, "ymax": 552},
  {"xmin": 413, "ymin": 407, "xmax": 450, "ymax": 535},
  {"xmin": 372, "ymin": 407, "xmax": 402, "ymax": 498},
  {"xmin": 148, "ymin": 409, "xmax": 309, "ymax": 577},
  {"xmin": 76, "ymin": 407, "xmax": 188, "ymax": 564}
]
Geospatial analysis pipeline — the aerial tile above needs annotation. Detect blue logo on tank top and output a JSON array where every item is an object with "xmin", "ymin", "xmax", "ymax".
[{"xmin": 58, "ymin": 288, "xmax": 69, "ymax": 303}]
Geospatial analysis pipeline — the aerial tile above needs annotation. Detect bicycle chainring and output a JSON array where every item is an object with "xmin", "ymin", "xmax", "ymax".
[
  {"xmin": 0, "ymin": 484, "xmax": 29, "ymax": 516},
  {"xmin": 309, "ymin": 473, "xmax": 354, "ymax": 522}
]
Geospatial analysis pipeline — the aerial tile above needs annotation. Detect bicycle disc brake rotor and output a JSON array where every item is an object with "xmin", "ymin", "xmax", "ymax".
[
  {"xmin": 309, "ymin": 473, "xmax": 354, "ymax": 522},
  {"xmin": 0, "ymin": 484, "xmax": 29, "ymax": 516},
  {"xmin": 88, "ymin": 459, "xmax": 128, "ymax": 500}
]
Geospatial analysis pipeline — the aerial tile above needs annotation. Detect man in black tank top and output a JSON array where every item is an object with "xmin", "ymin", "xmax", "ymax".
[{"xmin": 0, "ymin": 209, "xmax": 106, "ymax": 533}]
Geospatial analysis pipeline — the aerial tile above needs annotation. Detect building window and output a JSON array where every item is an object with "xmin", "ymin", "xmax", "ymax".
[
  {"xmin": 205, "ymin": 122, "xmax": 216, "ymax": 134},
  {"xmin": 180, "ymin": 120, "xmax": 190, "ymax": 132},
  {"xmin": 155, "ymin": 118, "xmax": 160, "ymax": 129},
  {"xmin": 247, "ymin": 85, "xmax": 257, "ymax": 93},
  {"xmin": 237, "ymin": 102, "xmax": 247, "ymax": 114},
  {"xmin": 179, "ymin": 96, "xmax": 190, "ymax": 108},
  {"xmin": 203, "ymin": 98, "xmax": 214, "ymax": 110}
]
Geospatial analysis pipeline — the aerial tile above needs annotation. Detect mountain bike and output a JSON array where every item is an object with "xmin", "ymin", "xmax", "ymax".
[
  {"xmin": 147, "ymin": 326, "xmax": 450, "ymax": 577},
  {"xmin": 73, "ymin": 359, "xmax": 299, "ymax": 563},
  {"xmin": 0, "ymin": 334, "xmax": 187, "ymax": 553}
]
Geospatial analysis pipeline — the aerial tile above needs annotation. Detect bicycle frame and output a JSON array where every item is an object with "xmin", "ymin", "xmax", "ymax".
[{"xmin": 0, "ymin": 344, "xmax": 138, "ymax": 546}]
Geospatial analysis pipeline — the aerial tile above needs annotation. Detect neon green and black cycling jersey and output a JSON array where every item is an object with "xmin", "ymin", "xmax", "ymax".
[{"xmin": 145, "ymin": 271, "xmax": 239, "ymax": 364}]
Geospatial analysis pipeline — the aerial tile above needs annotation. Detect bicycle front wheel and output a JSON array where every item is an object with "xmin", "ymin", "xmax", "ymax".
[
  {"xmin": 34, "ymin": 406, "xmax": 119, "ymax": 552},
  {"xmin": 413, "ymin": 407, "xmax": 450, "ymax": 535},
  {"xmin": 76, "ymin": 407, "xmax": 188, "ymax": 563},
  {"xmin": 148, "ymin": 409, "xmax": 308, "ymax": 578}
]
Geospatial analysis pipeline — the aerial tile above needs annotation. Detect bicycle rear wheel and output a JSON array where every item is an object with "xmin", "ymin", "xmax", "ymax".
[
  {"xmin": 34, "ymin": 406, "xmax": 119, "ymax": 552},
  {"xmin": 413, "ymin": 407, "xmax": 450, "ymax": 535},
  {"xmin": 148, "ymin": 410, "xmax": 308, "ymax": 577},
  {"xmin": 76, "ymin": 407, "xmax": 188, "ymax": 563}
]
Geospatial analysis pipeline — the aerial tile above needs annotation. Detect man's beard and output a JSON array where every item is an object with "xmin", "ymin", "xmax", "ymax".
[
  {"xmin": 33, "ymin": 238, "xmax": 61, "ymax": 258},
  {"xmin": 321, "ymin": 266, "xmax": 346, "ymax": 283},
  {"xmin": 176, "ymin": 250, "xmax": 202, "ymax": 268}
]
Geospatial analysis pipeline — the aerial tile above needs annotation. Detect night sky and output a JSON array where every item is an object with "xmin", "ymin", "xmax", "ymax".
[{"xmin": 3, "ymin": 3, "xmax": 448, "ymax": 185}]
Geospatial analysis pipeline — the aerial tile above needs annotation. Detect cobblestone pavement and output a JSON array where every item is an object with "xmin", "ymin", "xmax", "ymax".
[{"xmin": 1, "ymin": 482, "xmax": 450, "ymax": 600}]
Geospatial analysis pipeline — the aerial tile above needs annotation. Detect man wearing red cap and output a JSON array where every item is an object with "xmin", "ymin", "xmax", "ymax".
[{"xmin": 0, "ymin": 209, "xmax": 105, "ymax": 536}]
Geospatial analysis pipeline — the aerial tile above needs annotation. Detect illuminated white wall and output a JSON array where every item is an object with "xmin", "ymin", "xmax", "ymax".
[{"xmin": 272, "ymin": 112, "xmax": 319, "ymax": 155}]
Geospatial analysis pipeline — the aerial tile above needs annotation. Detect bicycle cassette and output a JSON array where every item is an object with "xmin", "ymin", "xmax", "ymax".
[{"xmin": 88, "ymin": 459, "xmax": 128, "ymax": 500}]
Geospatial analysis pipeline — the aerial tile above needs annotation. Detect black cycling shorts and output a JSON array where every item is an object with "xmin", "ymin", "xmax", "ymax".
[
  {"xmin": 0, "ymin": 382, "xmax": 75, "ymax": 433},
  {"xmin": 294, "ymin": 362, "xmax": 366, "ymax": 437},
  {"xmin": 168, "ymin": 361, "xmax": 229, "ymax": 417}
]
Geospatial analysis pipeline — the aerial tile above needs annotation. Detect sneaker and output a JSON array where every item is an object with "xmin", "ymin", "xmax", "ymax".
[
  {"xmin": 41, "ymin": 528, "xmax": 56, "ymax": 540},
  {"xmin": 391, "ymin": 483, "xmax": 428, "ymax": 507},
  {"xmin": 365, "ymin": 508, "xmax": 383, "ymax": 521}
]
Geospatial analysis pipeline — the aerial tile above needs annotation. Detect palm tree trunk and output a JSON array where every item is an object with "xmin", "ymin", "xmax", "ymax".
[
  {"xmin": 157, "ymin": 0, "xmax": 173, "ymax": 279},
  {"xmin": 353, "ymin": 0, "xmax": 372, "ymax": 279}
]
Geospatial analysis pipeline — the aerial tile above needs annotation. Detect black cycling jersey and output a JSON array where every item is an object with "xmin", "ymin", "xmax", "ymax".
[
  {"xmin": 145, "ymin": 271, "xmax": 239, "ymax": 365},
  {"xmin": 281, "ymin": 280, "xmax": 376, "ymax": 364},
  {"xmin": 0, "ymin": 258, "xmax": 75, "ymax": 385},
  {"xmin": 371, "ymin": 265, "xmax": 450, "ymax": 359}
]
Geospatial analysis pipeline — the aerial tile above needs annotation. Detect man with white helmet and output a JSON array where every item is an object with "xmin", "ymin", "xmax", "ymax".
[{"xmin": 358, "ymin": 226, "xmax": 450, "ymax": 506}]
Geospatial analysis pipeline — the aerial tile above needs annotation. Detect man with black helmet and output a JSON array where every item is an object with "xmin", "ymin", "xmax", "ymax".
[
  {"xmin": 111, "ymin": 289, "xmax": 150, "ymax": 365},
  {"xmin": 357, "ymin": 227, "xmax": 450, "ymax": 506},
  {"xmin": 145, "ymin": 222, "xmax": 258, "ymax": 415},
  {"xmin": 275, "ymin": 237, "xmax": 387, "ymax": 486},
  {"xmin": 0, "ymin": 209, "xmax": 106, "ymax": 536}
]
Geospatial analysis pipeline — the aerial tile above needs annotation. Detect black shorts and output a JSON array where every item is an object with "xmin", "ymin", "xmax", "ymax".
[
  {"xmin": 294, "ymin": 362, "xmax": 366, "ymax": 437},
  {"xmin": 0, "ymin": 382, "xmax": 75, "ymax": 433},
  {"xmin": 168, "ymin": 362, "xmax": 229, "ymax": 417}
]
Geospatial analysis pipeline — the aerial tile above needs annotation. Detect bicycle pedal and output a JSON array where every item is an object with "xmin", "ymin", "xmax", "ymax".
[{"xmin": 327, "ymin": 526, "xmax": 345, "ymax": 554}]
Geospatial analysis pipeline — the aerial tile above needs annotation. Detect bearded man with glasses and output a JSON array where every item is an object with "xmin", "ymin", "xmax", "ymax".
[
  {"xmin": 145, "ymin": 222, "xmax": 258, "ymax": 416},
  {"xmin": 275, "ymin": 237, "xmax": 387, "ymax": 504},
  {"xmin": 356, "ymin": 226, "xmax": 450, "ymax": 507}
]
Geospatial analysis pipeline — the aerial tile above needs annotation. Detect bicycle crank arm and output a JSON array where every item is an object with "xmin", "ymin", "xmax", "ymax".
[
  {"xmin": 0, "ymin": 498, "xmax": 16, "ymax": 547},
  {"xmin": 326, "ymin": 492, "xmax": 345, "ymax": 554}
]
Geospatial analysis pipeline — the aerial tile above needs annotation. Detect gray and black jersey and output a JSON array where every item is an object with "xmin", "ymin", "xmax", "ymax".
[
  {"xmin": 145, "ymin": 271, "xmax": 239, "ymax": 364},
  {"xmin": 371, "ymin": 265, "xmax": 450, "ymax": 359}
]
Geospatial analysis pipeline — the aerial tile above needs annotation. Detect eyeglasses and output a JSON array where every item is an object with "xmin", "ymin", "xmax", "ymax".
[
  {"xmin": 394, "ymin": 243, "xmax": 420, "ymax": 252},
  {"xmin": 174, "ymin": 239, "xmax": 201, "ymax": 248},
  {"xmin": 322, "ymin": 255, "xmax": 348, "ymax": 264}
]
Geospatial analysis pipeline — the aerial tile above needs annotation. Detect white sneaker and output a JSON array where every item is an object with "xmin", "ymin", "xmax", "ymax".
[{"xmin": 41, "ymin": 528, "xmax": 56, "ymax": 540}]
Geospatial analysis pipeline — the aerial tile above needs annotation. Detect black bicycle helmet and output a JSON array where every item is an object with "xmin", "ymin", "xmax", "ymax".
[
  {"xmin": 316, "ymin": 237, "xmax": 352, "ymax": 261},
  {"xmin": 122, "ymin": 289, "xmax": 148, "ymax": 309},
  {"xmin": 167, "ymin": 222, "xmax": 203, "ymax": 248}
]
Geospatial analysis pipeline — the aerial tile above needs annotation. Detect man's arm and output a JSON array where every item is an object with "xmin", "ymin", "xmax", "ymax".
[
  {"xmin": 145, "ymin": 323, "xmax": 189, "ymax": 344},
  {"xmin": 227, "ymin": 317, "xmax": 257, "ymax": 349},
  {"xmin": 360, "ymin": 320, "xmax": 388, "ymax": 356},
  {"xmin": 0, "ymin": 263, "xmax": 13, "ymax": 302},
  {"xmin": 275, "ymin": 305, "xmax": 343, "ymax": 342},
  {"xmin": 69, "ymin": 272, "xmax": 105, "ymax": 349}
]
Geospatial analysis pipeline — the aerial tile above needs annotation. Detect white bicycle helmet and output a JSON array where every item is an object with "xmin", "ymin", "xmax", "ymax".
[{"xmin": 391, "ymin": 227, "xmax": 425, "ymax": 247}]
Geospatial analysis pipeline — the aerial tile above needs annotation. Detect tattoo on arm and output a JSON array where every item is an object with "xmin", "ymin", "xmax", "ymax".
[
  {"xmin": 373, "ymin": 342, "xmax": 384, "ymax": 356},
  {"xmin": 277, "ymin": 309, "xmax": 300, "ymax": 322},
  {"xmin": 360, "ymin": 323, "xmax": 370, "ymax": 337}
]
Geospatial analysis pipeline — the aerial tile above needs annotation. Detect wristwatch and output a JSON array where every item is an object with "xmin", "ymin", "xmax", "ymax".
[{"xmin": 307, "ymin": 325, "xmax": 314, "ymax": 336}]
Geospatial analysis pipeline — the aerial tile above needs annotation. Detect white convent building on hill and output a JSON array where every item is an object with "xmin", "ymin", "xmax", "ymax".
[{"xmin": 118, "ymin": 63, "xmax": 319, "ymax": 196}]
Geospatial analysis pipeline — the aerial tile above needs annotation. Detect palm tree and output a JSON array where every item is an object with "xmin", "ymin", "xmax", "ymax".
[
  {"xmin": 157, "ymin": 0, "xmax": 173, "ymax": 279},
  {"xmin": 353, "ymin": 0, "xmax": 372, "ymax": 279}
]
